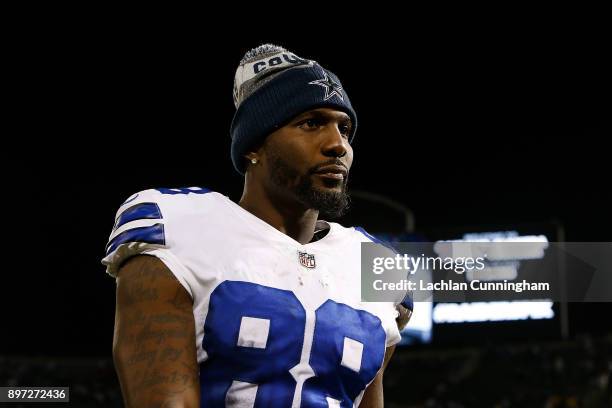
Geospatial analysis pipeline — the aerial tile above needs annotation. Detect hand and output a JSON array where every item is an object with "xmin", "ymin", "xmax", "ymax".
[{"xmin": 395, "ymin": 304, "xmax": 412, "ymax": 331}]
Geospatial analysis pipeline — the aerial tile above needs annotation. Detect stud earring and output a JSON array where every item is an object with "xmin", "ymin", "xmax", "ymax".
[{"xmin": 251, "ymin": 158, "xmax": 258, "ymax": 164}]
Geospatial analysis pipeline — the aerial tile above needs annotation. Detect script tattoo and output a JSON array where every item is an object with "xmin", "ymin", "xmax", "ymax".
[{"xmin": 114, "ymin": 255, "xmax": 199, "ymax": 406}]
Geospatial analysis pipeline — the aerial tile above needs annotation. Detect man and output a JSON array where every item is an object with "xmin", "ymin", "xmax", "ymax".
[{"xmin": 103, "ymin": 44, "xmax": 412, "ymax": 407}]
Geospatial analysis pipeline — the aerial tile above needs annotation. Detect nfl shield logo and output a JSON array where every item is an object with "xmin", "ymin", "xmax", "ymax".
[{"xmin": 298, "ymin": 251, "xmax": 316, "ymax": 268}]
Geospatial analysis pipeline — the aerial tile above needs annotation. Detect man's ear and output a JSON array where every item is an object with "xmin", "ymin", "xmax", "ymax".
[
  {"xmin": 243, "ymin": 151, "xmax": 261, "ymax": 172},
  {"xmin": 244, "ymin": 142, "xmax": 266, "ymax": 166},
  {"xmin": 244, "ymin": 152, "xmax": 258, "ymax": 163}
]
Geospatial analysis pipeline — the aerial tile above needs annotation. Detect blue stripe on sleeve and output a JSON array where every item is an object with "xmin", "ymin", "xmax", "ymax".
[
  {"xmin": 155, "ymin": 187, "xmax": 211, "ymax": 195},
  {"xmin": 106, "ymin": 223, "xmax": 165, "ymax": 255},
  {"xmin": 114, "ymin": 202, "xmax": 163, "ymax": 230}
]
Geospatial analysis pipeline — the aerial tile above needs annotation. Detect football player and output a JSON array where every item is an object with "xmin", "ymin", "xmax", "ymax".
[{"xmin": 104, "ymin": 44, "xmax": 412, "ymax": 407}]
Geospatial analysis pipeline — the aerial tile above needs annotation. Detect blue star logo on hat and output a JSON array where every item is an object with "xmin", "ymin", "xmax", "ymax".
[{"xmin": 308, "ymin": 72, "xmax": 344, "ymax": 101}]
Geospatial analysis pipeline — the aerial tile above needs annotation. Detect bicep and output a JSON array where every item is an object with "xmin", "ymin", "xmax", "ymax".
[
  {"xmin": 359, "ymin": 345, "xmax": 396, "ymax": 408},
  {"xmin": 113, "ymin": 255, "xmax": 199, "ymax": 408}
]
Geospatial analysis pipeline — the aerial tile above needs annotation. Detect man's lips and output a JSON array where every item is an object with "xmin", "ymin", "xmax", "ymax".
[
  {"xmin": 316, "ymin": 172, "xmax": 344, "ymax": 180},
  {"xmin": 313, "ymin": 165, "xmax": 348, "ymax": 180}
]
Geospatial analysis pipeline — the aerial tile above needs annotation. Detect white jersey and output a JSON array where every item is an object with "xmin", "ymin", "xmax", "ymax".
[{"xmin": 102, "ymin": 187, "xmax": 401, "ymax": 407}]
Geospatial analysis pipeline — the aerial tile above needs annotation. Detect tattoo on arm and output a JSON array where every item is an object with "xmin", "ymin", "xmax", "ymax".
[{"xmin": 113, "ymin": 256, "xmax": 199, "ymax": 407}]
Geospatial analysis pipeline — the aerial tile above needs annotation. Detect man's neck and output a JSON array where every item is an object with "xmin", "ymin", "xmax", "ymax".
[{"xmin": 239, "ymin": 186, "xmax": 319, "ymax": 245}]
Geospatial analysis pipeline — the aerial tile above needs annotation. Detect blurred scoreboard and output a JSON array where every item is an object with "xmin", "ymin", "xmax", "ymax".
[{"xmin": 374, "ymin": 221, "xmax": 562, "ymax": 346}]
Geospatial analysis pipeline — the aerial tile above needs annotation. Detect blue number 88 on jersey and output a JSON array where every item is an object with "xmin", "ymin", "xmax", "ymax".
[{"xmin": 200, "ymin": 281, "xmax": 387, "ymax": 407}]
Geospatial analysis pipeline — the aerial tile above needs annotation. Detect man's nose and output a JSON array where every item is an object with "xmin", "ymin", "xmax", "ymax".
[{"xmin": 321, "ymin": 124, "xmax": 348, "ymax": 158}]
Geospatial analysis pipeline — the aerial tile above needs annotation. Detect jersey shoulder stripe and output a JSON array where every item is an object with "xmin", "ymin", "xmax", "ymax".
[
  {"xmin": 102, "ymin": 187, "xmax": 216, "ymax": 278},
  {"xmin": 106, "ymin": 223, "xmax": 165, "ymax": 255},
  {"xmin": 104, "ymin": 186, "xmax": 215, "ymax": 258},
  {"xmin": 113, "ymin": 202, "xmax": 163, "ymax": 230},
  {"xmin": 155, "ymin": 186, "xmax": 212, "ymax": 195}
]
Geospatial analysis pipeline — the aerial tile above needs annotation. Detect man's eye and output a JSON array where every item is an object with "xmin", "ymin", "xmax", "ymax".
[
  {"xmin": 339, "ymin": 124, "xmax": 351, "ymax": 137},
  {"xmin": 301, "ymin": 119, "xmax": 319, "ymax": 129}
]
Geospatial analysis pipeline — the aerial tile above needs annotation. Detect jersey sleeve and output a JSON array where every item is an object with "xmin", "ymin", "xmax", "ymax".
[
  {"xmin": 101, "ymin": 188, "xmax": 195, "ymax": 298},
  {"xmin": 381, "ymin": 303, "xmax": 402, "ymax": 347},
  {"xmin": 353, "ymin": 226, "xmax": 408, "ymax": 348}
]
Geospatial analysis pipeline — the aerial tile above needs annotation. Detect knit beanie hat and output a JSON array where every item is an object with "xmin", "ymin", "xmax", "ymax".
[{"xmin": 230, "ymin": 44, "xmax": 357, "ymax": 175}]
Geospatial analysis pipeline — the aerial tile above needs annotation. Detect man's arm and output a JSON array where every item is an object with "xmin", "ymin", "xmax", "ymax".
[
  {"xmin": 359, "ymin": 304, "xmax": 411, "ymax": 407},
  {"xmin": 359, "ymin": 345, "xmax": 396, "ymax": 407},
  {"xmin": 113, "ymin": 255, "xmax": 200, "ymax": 407}
]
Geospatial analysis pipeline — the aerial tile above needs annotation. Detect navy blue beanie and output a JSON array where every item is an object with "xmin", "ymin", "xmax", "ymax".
[{"xmin": 230, "ymin": 45, "xmax": 357, "ymax": 175}]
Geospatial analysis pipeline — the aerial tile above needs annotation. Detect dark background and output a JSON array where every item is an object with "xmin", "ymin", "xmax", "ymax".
[
  {"xmin": 5, "ymin": 30, "xmax": 611, "ymax": 352},
  {"xmin": 2, "ymin": 26, "xmax": 611, "ymax": 406}
]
